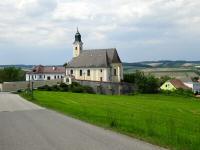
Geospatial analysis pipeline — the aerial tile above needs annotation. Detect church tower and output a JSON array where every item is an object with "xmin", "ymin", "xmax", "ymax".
[{"xmin": 73, "ymin": 28, "xmax": 83, "ymax": 57}]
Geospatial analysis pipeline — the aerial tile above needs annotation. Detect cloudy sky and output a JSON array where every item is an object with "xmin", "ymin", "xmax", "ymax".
[{"xmin": 0, "ymin": 0, "xmax": 200, "ymax": 65}]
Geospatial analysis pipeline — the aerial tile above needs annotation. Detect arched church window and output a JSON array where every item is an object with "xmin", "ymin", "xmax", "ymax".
[
  {"xmin": 70, "ymin": 69, "xmax": 73, "ymax": 74},
  {"xmin": 80, "ymin": 70, "xmax": 82, "ymax": 76},
  {"xmin": 114, "ymin": 69, "xmax": 117, "ymax": 76},
  {"xmin": 87, "ymin": 70, "xmax": 90, "ymax": 76}
]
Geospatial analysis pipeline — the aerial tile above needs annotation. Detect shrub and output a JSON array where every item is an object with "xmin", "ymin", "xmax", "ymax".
[
  {"xmin": 70, "ymin": 82, "xmax": 81, "ymax": 88},
  {"xmin": 38, "ymin": 85, "xmax": 51, "ymax": 91},
  {"xmin": 51, "ymin": 85, "xmax": 60, "ymax": 91},
  {"xmin": 82, "ymin": 86, "xmax": 94, "ymax": 94},
  {"xmin": 161, "ymin": 89, "xmax": 194, "ymax": 97},
  {"xmin": 37, "ymin": 82, "xmax": 94, "ymax": 94},
  {"xmin": 60, "ymin": 83, "xmax": 68, "ymax": 88},
  {"xmin": 71, "ymin": 86, "xmax": 84, "ymax": 93},
  {"xmin": 59, "ymin": 83, "xmax": 69, "ymax": 92}
]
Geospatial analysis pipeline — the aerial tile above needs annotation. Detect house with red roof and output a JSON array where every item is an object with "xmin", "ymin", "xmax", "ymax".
[{"xmin": 26, "ymin": 65, "xmax": 65, "ymax": 81}]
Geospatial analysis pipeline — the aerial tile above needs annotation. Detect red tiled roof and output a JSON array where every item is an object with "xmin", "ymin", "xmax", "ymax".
[
  {"xmin": 169, "ymin": 79, "xmax": 190, "ymax": 90},
  {"xmin": 27, "ymin": 65, "xmax": 65, "ymax": 74}
]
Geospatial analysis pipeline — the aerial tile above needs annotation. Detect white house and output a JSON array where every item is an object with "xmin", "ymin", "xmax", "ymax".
[
  {"xmin": 66, "ymin": 29, "xmax": 123, "ymax": 83},
  {"xmin": 26, "ymin": 65, "xmax": 65, "ymax": 81},
  {"xmin": 184, "ymin": 82, "xmax": 200, "ymax": 94}
]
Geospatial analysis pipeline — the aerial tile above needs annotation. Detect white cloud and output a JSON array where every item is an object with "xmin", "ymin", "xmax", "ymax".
[{"xmin": 0, "ymin": 0, "xmax": 200, "ymax": 64}]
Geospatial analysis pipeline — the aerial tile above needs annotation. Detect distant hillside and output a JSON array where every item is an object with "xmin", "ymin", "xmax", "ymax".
[
  {"xmin": 0, "ymin": 65, "xmax": 34, "ymax": 69},
  {"xmin": 123, "ymin": 60, "xmax": 200, "ymax": 68}
]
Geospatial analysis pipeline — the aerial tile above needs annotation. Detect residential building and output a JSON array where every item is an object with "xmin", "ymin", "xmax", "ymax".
[
  {"xmin": 26, "ymin": 65, "xmax": 65, "ymax": 81},
  {"xmin": 184, "ymin": 82, "xmax": 200, "ymax": 94},
  {"xmin": 160, "ymin": 79, "xmax": 191, "ymax": 91}
]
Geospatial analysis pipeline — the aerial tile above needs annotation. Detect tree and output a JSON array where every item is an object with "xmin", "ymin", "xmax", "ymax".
[
  {"xmin": 63, "ymin": 62, "xmax": 68, "ymax": 68},
  {"xmin": 191, "ymin": 76, "xmax": 199, "ymax": 82},
  {"xmin": 124, "ymin": 71, "xmax": 160, "ymax": 94},
  {"xmin": 0, "ymin": 67, "xmax": 25, "ymax": 83},
  {"xmin": 160, "ymin": 76, "xmax": 172, "ymax": 86}
]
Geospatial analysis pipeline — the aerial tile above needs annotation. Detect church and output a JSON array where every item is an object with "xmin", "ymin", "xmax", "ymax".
[{"xmin": 66, "ymin": 29, "xmax": 123, "ymax": 83}]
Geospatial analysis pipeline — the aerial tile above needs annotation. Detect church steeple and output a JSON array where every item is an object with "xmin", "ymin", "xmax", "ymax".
[
  {"xmin": 74, "ymin": 27, "xmax": 82, "ymax": 43},
  {"xmin": 73, "ymin": 28, "xmax": 83, "ymax": 57}
]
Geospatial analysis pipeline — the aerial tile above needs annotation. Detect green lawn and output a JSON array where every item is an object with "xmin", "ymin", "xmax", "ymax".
[{"xmin": 21, "ymin": 91, "xmax": 200, "ymax": 150}]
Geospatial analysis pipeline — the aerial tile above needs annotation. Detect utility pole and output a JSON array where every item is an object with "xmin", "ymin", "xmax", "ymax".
[{"xmin": 31, "ymin": 81, "xmax": 34, "ymax": 100}]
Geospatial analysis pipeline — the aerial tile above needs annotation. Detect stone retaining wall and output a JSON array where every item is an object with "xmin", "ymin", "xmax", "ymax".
[
  {"xmin": 76, "ymin": 80, "xmax": 134, "ymax": 95},
  {"xmin": 0, "ymin": 79, "xmax": 62, "ymax": 92}
]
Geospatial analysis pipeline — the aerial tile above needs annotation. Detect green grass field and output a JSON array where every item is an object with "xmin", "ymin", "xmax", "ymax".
[{"xmin": 21, "ymin": 91, "xmax": 200, "ymax": 150}]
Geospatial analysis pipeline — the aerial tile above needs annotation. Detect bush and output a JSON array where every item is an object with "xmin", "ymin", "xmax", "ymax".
[
  {"xmin": 37, "ymin": 82, "xmax": 94, "ymax": 94},
  {"xmin": 161, "ymin": 89, "xmax": 194, "ymax": 97},
  {"xmin": 70, "ymin": 82, "xmax": 81, "ymax": 88},
  {"xmin": 51, "ymin": 85, "xmax": 60, "ymax": 91},
  {"xmin": 82, "ymin": 86, "xmax": 94, "ymax": 94},
  {"xmin": 38, "ymin": 85, "xmax": 52, "ymax": 91},
  {"xmin": 59, "ymin": 83, "xmax": 69, "ymax": 92},
  {"xmin": 71, "ymin": 86, "xmax": 84, "ymax": 93}
]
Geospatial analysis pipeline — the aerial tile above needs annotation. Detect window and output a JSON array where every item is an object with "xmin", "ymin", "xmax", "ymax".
[
  {"xmin": 80, "ymin": 70, "xmax": 82, "ymax": 76},
  {"xmin": 100, "ymin": 69, "xmax": 103, "ymax": 73},
  {"xmin": 70, "ymin": 69, "xmax": 73, "ymax": 75},
  {"xmin": 47, "ymin": 76, "xmax": 50, "ymax": 80},
  {"xmin": 87, "ymin": 70, "xmax": 90, "ymax": 76},
  {"xmin": 44, "ymin": 75, "xmax": 45, "ymax": 79},
  {"xmin": 57, "ymin": 76, "xmax": 59, "ymax": 79},
  {"xmin": 75, "ymin": 47, "xmax": 78, "ymax": 50},
  {"xmin": 114, "ymin": 69, "xmax": 117, "ymax": 76},
  {"xmin": 54, "ymin": 76, "xmax": 56, "ymax": 79},
  {"xmin": 100, "ymin": 77, "xmax": 103, "ymax": 82}
]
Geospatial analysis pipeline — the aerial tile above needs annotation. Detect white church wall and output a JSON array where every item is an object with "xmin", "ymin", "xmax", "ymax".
[{"xmin": 66, "ymin": 68, "xmax": 109, "ymax": 82}]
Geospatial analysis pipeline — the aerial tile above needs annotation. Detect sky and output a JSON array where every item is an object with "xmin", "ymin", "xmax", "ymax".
[{"xmin": 0, "ymin": 0, "xmax": 200, "ymax": 65}]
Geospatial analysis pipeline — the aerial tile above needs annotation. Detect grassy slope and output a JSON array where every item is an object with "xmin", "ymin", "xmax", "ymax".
[{"xmin": 22, "ymin": 91, "xmax": 200, "ymax": 150}]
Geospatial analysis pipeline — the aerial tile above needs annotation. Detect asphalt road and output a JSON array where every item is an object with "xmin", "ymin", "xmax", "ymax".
[{"xmin": 0, "ymin": 93, "xmax": 166, "ymax": 150}]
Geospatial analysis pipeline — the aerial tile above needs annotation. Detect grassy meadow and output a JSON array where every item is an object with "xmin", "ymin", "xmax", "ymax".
[{"xmin": 21, "ymin": 91, "xmax": 200, "ymax": 150}]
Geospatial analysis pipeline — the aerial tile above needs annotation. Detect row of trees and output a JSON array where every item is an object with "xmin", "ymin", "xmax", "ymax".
[
  {"xmin": 0, "ymin": 67, "xmax": 25, "ymax": 83},
  {"xmin": 124, "ymin": 71, "xmax": 171, "ymax": 93}
]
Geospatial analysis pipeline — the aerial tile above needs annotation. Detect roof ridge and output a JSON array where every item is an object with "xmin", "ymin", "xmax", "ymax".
[{"xmin": 83, "ymin": 48, "xmax": 116, "ymax": 51}]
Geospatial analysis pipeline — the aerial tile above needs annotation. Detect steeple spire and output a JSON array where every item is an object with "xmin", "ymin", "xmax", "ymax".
[
  {"xmin": 74, "ymin": 27, "xmax": 82, "ymax": 43},
  {"xmin": 77, "ymin": 27, "xmax": 79, "ymax": 33}
]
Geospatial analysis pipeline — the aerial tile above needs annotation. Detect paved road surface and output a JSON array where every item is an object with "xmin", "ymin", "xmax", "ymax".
[{"xmin": 0, "ymin": 93, "xmax": 166, "ymax": 150}]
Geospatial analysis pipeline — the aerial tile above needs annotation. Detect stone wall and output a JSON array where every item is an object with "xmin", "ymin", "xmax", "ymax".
[
  {"xmin": 76, "ymin": 80, "xmax": 134, "ymax": 95},
  {"xmin": 0, "ymin": 79, "xmax": 62, "ymax": 92}
]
